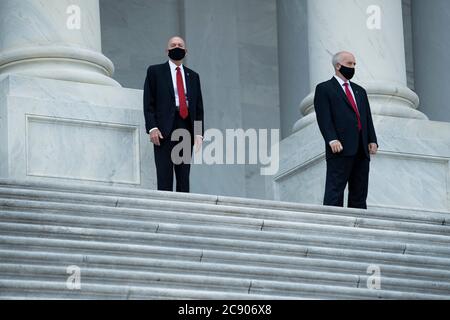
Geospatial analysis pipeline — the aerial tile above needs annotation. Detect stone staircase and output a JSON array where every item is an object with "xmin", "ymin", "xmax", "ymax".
[{"xmin": 0, "ymin": 179, "xmax": 449, "ymax": 300}]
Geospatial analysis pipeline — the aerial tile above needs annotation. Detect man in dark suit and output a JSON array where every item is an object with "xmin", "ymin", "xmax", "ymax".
[
  {"xmin": 314, "ymin": 51, "xmax": 378, "ymax": 209},
  {"xmin": 143, "ymin": 36, "xmax": 204, "ymax": 193}
]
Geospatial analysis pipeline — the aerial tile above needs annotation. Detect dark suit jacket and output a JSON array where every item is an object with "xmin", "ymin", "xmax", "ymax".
[
  {"xmin": 314, "ymin": 77, "xmax": 378, "ymax": 160},
  {"xmin": 143, "ymin": 62, "xmax": 204, "ymax": 138}
]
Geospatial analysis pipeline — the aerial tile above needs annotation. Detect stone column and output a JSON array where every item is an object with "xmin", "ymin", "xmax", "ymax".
[
  {"xmin": 182, "ymin": 0, "xmax": 246, "ymax": 198},
  {"xmin": 276, "ymin": 0, "xmax": 310, "ymax": 139},
  {"xmin": 0, "ymin": 0, "xmax": 120, "ymax": 87},
  {"xmin": 412, "ymin": 0, "xmax": 450, "ymax": 123},
  {"xmin": 293, "ymin": 0, "xmax": 426, "ymax": 132}
]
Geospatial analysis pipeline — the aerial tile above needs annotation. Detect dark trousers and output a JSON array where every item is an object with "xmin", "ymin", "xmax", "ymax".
[
  {"xmin": 323, "ymin": 134, "xmax": 370, "ymax": 209},
  {"xmin": 154, "ymin": 113, "xmax": 193, "ymax": 193}
]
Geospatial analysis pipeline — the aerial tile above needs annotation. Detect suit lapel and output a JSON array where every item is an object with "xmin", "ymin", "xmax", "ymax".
[
  {"xmin": 350, "ymin": 82, "xmax": 364, "ymax": 116},
  {"xmin": 331, "ymin": 77, "xmax": 354, "ymax": 112},
  {"xmin": 164, "ymin": 62, "xmax": 175, "ymax": 99},
  {"xmin": 184, "ymin": 67, "xmax": 194, "ymax": 103}
]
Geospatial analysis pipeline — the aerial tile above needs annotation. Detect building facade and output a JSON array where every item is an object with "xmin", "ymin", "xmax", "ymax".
[{"xmin": 1, "ymin": 0, "xmax": 449, "ymax": 210}]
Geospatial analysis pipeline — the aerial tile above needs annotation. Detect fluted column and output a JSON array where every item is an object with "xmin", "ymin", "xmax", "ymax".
[
  {"xmin": 0, "ymin": 0, "xmax": 120, "ymax": 87},
  {"xmin": 293, "ymin": 0, "xmax": 426, "ymax": 132}
]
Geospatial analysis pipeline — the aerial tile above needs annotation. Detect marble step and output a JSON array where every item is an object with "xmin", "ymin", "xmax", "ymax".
[
  {"xmin": 0, "ymin": 263, "xmax": 448, "ymax": 300},
  {"xmin": 2, "ymin": 226, "xmax": 450, "ymax": 274},
  {"xmin": 0, "ymin": 279, "xmax": 291, "ymax": 300},
  {"xmin": 1, "ymin": 179, "xmax": 450, "ymax": 300},
  {"xmin": 3, "ymin": 240, "xmax": 450, "ymax": 284},
  {"xmin": 1, "ymin": 211, "xmax": 450, "ymax": 259},
  {"xmin": 1, "ymin": 199, "xmax": 450, "ymax": 247},
  {"xmin": 0, "ymin": 179, "xmax": 448, "ymax": 226},
  {"xmin": 1, "ymin": 190, "xmax": 449, "ymax": 238},
  {"xmin": 1, "ymin": 251, "xmax": 449, "ymax": 297}
]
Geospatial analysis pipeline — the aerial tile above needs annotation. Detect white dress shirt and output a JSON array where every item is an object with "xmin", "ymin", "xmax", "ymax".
[
  {"xmin": 168, "ymin": 59, "xmax": 188, "ymax": 108},
  {"xmin": 334, "ymin": 75, "xmax": 358, "ymax": 111}
]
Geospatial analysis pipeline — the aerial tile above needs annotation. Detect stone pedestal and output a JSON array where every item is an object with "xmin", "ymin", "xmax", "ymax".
[{"xmin": 0, "ymin": 75, "xmax": 156, "ymax": 189}]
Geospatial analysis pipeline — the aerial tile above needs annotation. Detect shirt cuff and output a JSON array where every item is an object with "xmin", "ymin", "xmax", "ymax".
[
  {"xmin": 149, "ymin": 127, "xmax": 158, "ymax": 134},
  {"xmin": 329, "ymin": 140, "xmax": 338, "ymax": 146}
]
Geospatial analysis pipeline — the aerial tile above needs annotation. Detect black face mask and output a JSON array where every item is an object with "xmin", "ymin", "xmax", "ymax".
[
  {"xmin": 339, "ymin": 65, "xmax": 355, "ymax": 80},
  {"xmin": 168, "ymin": 47, "xmax": 186, "ymax": 61}
]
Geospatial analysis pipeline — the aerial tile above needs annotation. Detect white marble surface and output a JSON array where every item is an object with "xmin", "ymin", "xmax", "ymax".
[
  {"xmin": 307, "ymin": 0, "xmax": 407, "ymax": 89},
  {"xmin": 269, "ymin": 116, "xmax": 450, "ymax": 211},
  {"xmin": 0, "ymin": 0, "xmax": 119, "ymax": 86},
  {"xmin": 26, "ymin": 115, "xmax": 140, "ymax": 184},
  {"xmin": 0, "ymin": 0, "xmax": 101, "ymax": 51},
  {"xmin": 0, "ymin": 75, "xmax": 155, "ymax": 189},
  {"xmin": 184, "ymin": 0, "xmax": 246, "ymax": 198}
]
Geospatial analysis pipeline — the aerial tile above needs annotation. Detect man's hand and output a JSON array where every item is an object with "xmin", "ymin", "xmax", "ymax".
[
  {"xmin": 369, "ymin": 143, "xmax": 378, "ymax": 155},
  {"xmin": 194, "ymin": 135, "xmax": 203, "ymax": 153},
  {"xmin": 330, "ymin": 140, "xmax": 344, "ymax": 154},
  {"xmin": 149, "ymin": 129, "xmax": 164, "ymax": 146}
]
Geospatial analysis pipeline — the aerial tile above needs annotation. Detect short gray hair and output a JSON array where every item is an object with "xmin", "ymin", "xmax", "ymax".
[{"xmin": 332, "ymin": 52, "xmax": 344, "ymax": 68}]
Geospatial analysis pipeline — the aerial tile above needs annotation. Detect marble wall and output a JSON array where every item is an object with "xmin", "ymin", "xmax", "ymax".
[
  {"xmin": 99, "ymin": 0, "xmax": 181, "ymax": 90},
  {"xmin": 0, "ymin": 75, "xmax": 155, "ymax": 189},
  {"xmin": 277, "ymin": 0, "xmax": 310, "ymax": 139},
  {"xmin": 237, "ymin": 0, "xmax": 280, "ymax": 198},
  {"xmin": 412, "ymin": 0, "xmax": 450, "ymax": 123},
  {"xmin": 402, "ymin": 0, "xmax": 415, "ymax": 90}
]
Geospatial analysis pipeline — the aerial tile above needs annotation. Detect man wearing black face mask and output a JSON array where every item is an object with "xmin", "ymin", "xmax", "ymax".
[
  {"xmin": 314, "ymin": 51, "xmax": 378, "ymax": 209},
  {"xmin": 143, "ymin": 36, "xmax": 205, "ymax": 192}
]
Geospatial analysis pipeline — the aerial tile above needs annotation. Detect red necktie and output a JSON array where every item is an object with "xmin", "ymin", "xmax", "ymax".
[
  {"xmin": 176, "ymin": 67, "xmax": 189, "ymax": 119},
  {"xmin": 343, "ymin": 83, "xmax": 362, "ymax": 131}
]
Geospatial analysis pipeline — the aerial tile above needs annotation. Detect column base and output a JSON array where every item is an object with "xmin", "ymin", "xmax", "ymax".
[
  {"xmin": 294, "ymin": 82, "xmax": 427, "ymax": 133},
  {"xmin": 0, "ymin": 46, "xmax": 121, "ymax": 87}
]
